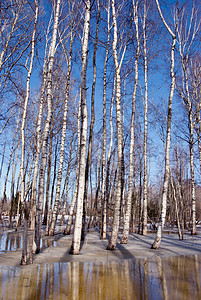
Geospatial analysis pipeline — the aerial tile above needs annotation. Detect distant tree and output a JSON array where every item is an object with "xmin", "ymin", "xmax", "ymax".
[
  {"xmin": 0, "ymin": 0, "xmax": 37, "ymax": 134},
  {"xmin": 176, "ymin": 2, "xmax": 200, "ymax": 235}
]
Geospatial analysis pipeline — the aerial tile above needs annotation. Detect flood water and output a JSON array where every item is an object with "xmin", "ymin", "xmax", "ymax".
[
  {"xmin": 0, "ymin": 230, "xmax": 61, "ymax": 253},
  {"xmin": 0, "ymin": 231, "xmax": 23, "ymax": 252},
  {"xmin": 0, "ymin": 254, "xmax": 201, "ymax": 300}
]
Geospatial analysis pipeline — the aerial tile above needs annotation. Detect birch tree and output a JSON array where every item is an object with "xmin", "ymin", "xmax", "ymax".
[
  {"xmin": 82, "ymin": 0, "xmax": 100, "ymax": 240},
  {"xmin": 170, "ymin": 166, "xmax": 182, "ymax": 239},
  {"xmin": 100, "ymin": 0, "xmax": 111, "ymax": 240},
  {"xmin": 193, "ymin": 56, "xmax": 201, "ymax": 171},
  {"xmin": 152, "ymin": 0, "xmax": 177, "ymax": 249},
  {"xmin": 58, "ymin": 127, "xmax": 75, "ymax": 227},
  {"xmin": 121, "ymin": 0, "xmax": 139, "ymax": 244},
  {"xmin": 70, "ymin": 0, "xmax": 91, "ymax": 255},
  {"xmin": 64, "ymin": 100, "xmax": 80, "ymax": 235},
  {"xmin": 107, "ymin": 0, "xmax": 123, "ymax": 250},
  {"xmin": 43, "ymin": 126, "xmax": 53, "ymax": 226},
  {"xmin": 20, "ymin": 0, "xmax": 38, "ymax": 264},
  {"xmin": 142, "ymin": 0, "xmax": 148, "ymax": 236},
  {"xmin": 0, "ymin": 0, "xmax": 36, "ymax": 133},
  {"xmin": 176, "ymin": 3, "xmax": 200, "ymax": 235},
  {"xmin": 29, "ymin": 14, "xmax": 53, "ymax": 230},
  {"xmin": 48, "ymin": 1, "xmax": 76, "ymax": 236},
  {"xmin": 35, "ymin": 0, "xmax": 61, "ymax": 253},
  {"xmin": 3, "ymin": 123, "xmax": 20, "ymax": 201}
]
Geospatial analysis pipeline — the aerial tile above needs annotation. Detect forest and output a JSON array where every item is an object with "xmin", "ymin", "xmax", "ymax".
[{"xmin": 0, "ymin": 0, "xmax": 200, "ymax": 265}]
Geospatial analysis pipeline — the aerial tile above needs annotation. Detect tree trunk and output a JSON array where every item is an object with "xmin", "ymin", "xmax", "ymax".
[
  {"xmin": 64, "ymin": 181, "xmax": 78, "ymax": 235},
  {"xmin": 107, "ymin": 0, "xmax": 123, "ymax": 250},
  {"xmin": 46, "ymin": 140, "xmax": 58, "ymax": 235},
  {"xmin": 35, "ymin": 0, "xmax": 61, "ymax": 253},
  {"xmin": 20, "ymin": 0, "xmax": 38, "ymax": 264},
  {"xmin": 104, "ymin": 76, "xmax": 115, "ymax": 237},
  {"xmin": 138, "ymin": 153, "xmax": 143, "ymax": 234},
  {"xmin": 3, "ymin": 123, "xmax": 19, "ymax": 200},
  {"xmin": 183, "ymin": 69, "xmax": 196, "ymax": 235},
  {"xmin": 71, "ymin": 0, "xmax": 91, "ymax": 255},
  {"xmin": 58, "ymin": 129, "xmax": 74, "ymax": 227},
  {"xmin": 64, "ymin": 102, "xmax": 81, "ymax": 236},
  {"xmin": 121, "ymin": 0, "xmax": 139, "ymax": 244},
  {"xmin": 0, "ymin": 138, "xmax": 6, "ymax": 179},
  {"xmin": 9, "ymin": 138, "xmax": 20, "ymax": 227},
  {"xmin": 43, "ymin": 128, "xmax": 53, "ymax": 226},
  {"xmin": 82, "ymin": 0, "xmax": 100, "ymax": 241},
  {"xmin": 170, "ymin": 168, "xmax": 182, "ymax": 240},
  {"xmin": 100, "ymin": 0, "xmax": 110, "ymax": 240},
  {"xmin": 152, "ymin": 0, "xmax": 176, "ymax": 249},
  {"xmin": 142, "ymin": 0, "xmax": 148, "ymax": 236},
  {"xmin": 177, "ymin": 11, "xmax": 198, "ymax": 235},
  {"xmin": 29, "ymin": 21, "xmax": 51, "ymax": 230},
  {"xmin": 48, "ymin": 10, "xmax": 74, "ymax": 236}
]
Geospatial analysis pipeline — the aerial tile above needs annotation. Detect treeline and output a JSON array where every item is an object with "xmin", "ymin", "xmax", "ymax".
[{"xmin": 0, "ymin": 0, "xmax": 200, "ymax": 264}]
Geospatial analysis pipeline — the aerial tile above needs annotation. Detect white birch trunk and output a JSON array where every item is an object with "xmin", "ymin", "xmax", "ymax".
[
  {"xmin": 24, "ymin": 142, "xmax": 35, "ymax": 202},
  {"xmin": 82, "ymin": 0, "xmax": 100, "ymax": 240},
  {"xmin": 105, "ymin": 76, "xmax": 115, "ymax": 208},
  {"xmin": 177, "ymin": 8, "xmax": 199, "ymax": 235},
  {"xmin": 170, "ymin": 168, "xmax": 182, "ymax": 240},
  {"xmin": 46, "ymin": 139, "xmax": 58, "ymax": 235},
  {"xmin": 58, "ymin": 129, "xmax": 74, "ymax": 227},
  {"xmin": 142, "ymin": 0, "xmax": 148, "ymax": 236},
  {"xmin": 64, "ymin": 101, "xmax": 81, "ymax": 235},
  {"xmin": 43, "ymin": 130, "xmax": 53, "ymax": 228},
  {"xmin": 64, "ymin": 181, "xmax": 78, "ymax": 235},
  {"xmin": 152, "ymin": 0, "xmax": 176, "ymax": 249},
  {"xmin": 10, "ymin": 139, "xmax": 20, "ymax": 226},
  {"xmin": 107, "ymin": 0, "xmax": 123, "ymax": 250},
  {"xmin": 48, "ymin": 14, "xmax": 74, "ymax": 236},
  {"xmin": 3, "ymin": 127, "xmax": 19, "ymax": 199},
  {"xmin": 176, "ymin": 148, "xmax": 184, "ymax": 238},
  {"xmin": 30, "ymin": 18, "xmax": 52, "ymax": 230},
  {"xmin": 194, "ymin": 73, "xmax": 201, "ymax": 171},
  {"xmin": 71, "ymin": 0, "xmax": 91, "ymax": 255},
  {"xmin": 121, "ymin": 0, "xmax": 139, "ymax": 244},
  {"xmin": 0, "ymin": 138, "xmax": 7, "ymax": 179},
  {"xmin": 20, "ymin": 0, "xmax": 38, "ymax": 264},
  {"xmin": 35, "ymin": 0, "xmax": 61, "ymax": 253},
  {"xmin": 195, "ymin": 110, "xmax": 201, "ymax": 172},
  {"xmin": 101, "ymin": 0, "xmax": 110, "ymax": 240},
  {"xmin": 183, "ymin": 67, "xmax": 196, "ymax": 235},
  {"xmin": 186, "ymin": 82, "xmax": 196, "ymax": 236}
]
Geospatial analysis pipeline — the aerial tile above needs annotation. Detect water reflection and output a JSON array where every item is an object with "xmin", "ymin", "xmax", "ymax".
[
  {"xmin": 0, "ymin": 231, "xmax": 62, "ymax": 253},
  {"xmin": 0, "ymin": 232, "xmax": 23, "ymax": 252},
  {"xmin": 0, "ymin": 255, "xmax": 201, "ymax": 299}
]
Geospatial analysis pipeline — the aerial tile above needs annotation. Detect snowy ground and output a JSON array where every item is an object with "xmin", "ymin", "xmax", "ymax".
[{"xmin": 0, "ymin": 227, "xmax": 201, "ymax": 268}]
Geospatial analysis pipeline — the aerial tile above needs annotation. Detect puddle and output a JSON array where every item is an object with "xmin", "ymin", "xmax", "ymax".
[
  {"xmin": 0, "ymin": 231, "xmax": 62, "ymax": 253},
  {"xmin": 0, "ymin": 255, "xmax": 201, "ymax": 299},
  {"xmin": 0, "ymin": 232, "xmax": 23, "ymax": 252}
]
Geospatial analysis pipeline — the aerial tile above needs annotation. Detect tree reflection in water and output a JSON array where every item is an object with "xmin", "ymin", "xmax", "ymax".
[
  {"xmin": 0, "ymin": 255, "xmax": 201, "ymax": 299},
  {"xmin": 0, "ymin": 232, "xmax": 23, "ymax": 252}
]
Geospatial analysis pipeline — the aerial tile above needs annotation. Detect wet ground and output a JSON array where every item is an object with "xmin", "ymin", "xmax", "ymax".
[
  {"xmin": 0, "ymin": 254, "xmax": 201, "ymax": 299},
  {"xmin": 0, "ymin": 227, "xmax": 201, "ymax": 299}
]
